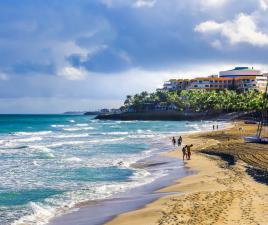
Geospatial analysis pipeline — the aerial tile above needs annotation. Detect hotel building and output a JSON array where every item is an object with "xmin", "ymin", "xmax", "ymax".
[
  {"xmin": 219, "ymin": 67, "xmax": 262, "ymax": 77},
  {"xmin": 187, "ymin": 77, "xmax": 234, "ymax": 90},
  {"xmin": 162, "ymin": 67, "xmax": 267, "ymax": 93},
  {"xmin": 163, "ymin": 79, "xmax": 189, "ymax": 91}
]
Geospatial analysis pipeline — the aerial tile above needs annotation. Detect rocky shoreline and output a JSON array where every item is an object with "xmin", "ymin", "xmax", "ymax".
[{"xmin": 94, "ymin": 112, "xmax": 221, "ymax": 121}]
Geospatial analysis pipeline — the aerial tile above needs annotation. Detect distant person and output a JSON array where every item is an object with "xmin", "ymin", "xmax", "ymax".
[
  {"xmin": 177, "ymin": 136, "xmax": 182, "ymax": 146},
  {"xmin": 179, "ymin": 136, "xmax": 182, "ymax": 144},
  {"xmin": 177, "ymin": 138, "xmax": 181, "ymax": 146},
  {"xmin": 172, "ymin": 137, "xmax": 176, "ymax": 147},
  {"xmin": 213, "ymin": 125, "xmax": 215, "ymax": 130},
  {"xmin": 217, "ymin": 124, "xmax": 219, "ymax": 130},
  {"xmin": 186, "ymin": 144, "xmax": 193, "ymax": 160},
  {"xmin": 182, "ymin": 145, "xmax": 187, "ymax": 160}
]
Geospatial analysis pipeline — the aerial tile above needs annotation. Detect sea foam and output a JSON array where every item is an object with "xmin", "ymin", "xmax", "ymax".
[
  {"xmin": 14, "ymin": 131, "xmax": 52, "ymax": 136},
  {"xmin": 0, "ymin": 115, "xmax": 225, "ymax": 225}
]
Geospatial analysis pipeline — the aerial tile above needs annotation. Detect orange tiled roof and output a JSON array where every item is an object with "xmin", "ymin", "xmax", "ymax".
[
  {"xmin": 190, "ymin": 76, "xmax": 257, "ymax": 81},
  {"xmin": 168, "ymin": 76, "xmax": 258, "ymax": 83}
]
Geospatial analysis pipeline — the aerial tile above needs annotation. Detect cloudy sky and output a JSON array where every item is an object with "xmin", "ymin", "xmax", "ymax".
[{"xmin": 1, "ymin": 0, "xmax": 268, "ymax": 113}]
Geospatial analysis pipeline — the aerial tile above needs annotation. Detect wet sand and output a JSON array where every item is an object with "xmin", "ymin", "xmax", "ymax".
[
  {"xmin": 48, "ymin": 153, "xmax": 192, "ymax": 225},
  {"xmin": 105, "ymin": 122, "xmax": 268, "ymax": 225}
]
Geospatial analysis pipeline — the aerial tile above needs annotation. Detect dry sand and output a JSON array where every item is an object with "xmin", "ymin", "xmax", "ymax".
[{"xmin": 105, "ymin": 122, "xmax": 268, "ymax": 225}]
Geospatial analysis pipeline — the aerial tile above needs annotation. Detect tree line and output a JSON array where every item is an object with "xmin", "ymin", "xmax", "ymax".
[{"xmin": 121, "ymin": 90, "xmax": 265, "ymax": 113}]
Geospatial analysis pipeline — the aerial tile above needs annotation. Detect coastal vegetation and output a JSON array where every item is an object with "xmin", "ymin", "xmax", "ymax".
[{"xmin": 122, "ymin": 90, "xmax": 265, "ymax": 113}]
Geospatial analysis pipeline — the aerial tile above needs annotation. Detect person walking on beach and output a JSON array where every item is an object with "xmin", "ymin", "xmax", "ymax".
[
  {"xmin": 178, "ymin": 136, "xmax": 182, "ymax": 146},
  {"xmin": 186, "ymin": 144, "xmax": 193, "ymax": 160},
  {"xmin": 177, "ymin": 136, "xmax": 181, "ymax": 146},
  {"xmin": 172, "ymin": 137, "xmax": 176, "ymax": 147},
  {"xmin": 216, "ymin": 124, "xmax": 219, "ymax": 130},
  {"xmin": 182, "ymin": 145, "xmax": 187, "ymax": 160},
  {"xmin": 213, "ymin": 125, "xmax": 215, "ymax": 130}
]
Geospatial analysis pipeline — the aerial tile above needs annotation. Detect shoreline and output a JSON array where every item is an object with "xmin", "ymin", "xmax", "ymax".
[
  {"xmin": 93, "ymin": 111, "xmax": 247, "ymax": 121},
  {"xmin": 48, "ymin": 151, "xmax": 192, "ymax": 225},
  {"xmin": 47, "ymin": 121, "xmax": 231, "ymax": 225},
  {"xmin": 105, "ymin": 121, "xmax": 268, "ymax": 225}
]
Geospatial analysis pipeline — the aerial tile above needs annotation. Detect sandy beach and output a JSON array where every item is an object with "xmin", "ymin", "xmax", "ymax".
[{"xmin": 105, "ymin": 122, "xmax": 268, "ymax": 225}]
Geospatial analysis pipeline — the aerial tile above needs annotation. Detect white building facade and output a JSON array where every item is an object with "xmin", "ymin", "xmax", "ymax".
[
  {"xmin": 162, "ymin": 67, "xmax": 267, "ymax": 93},
  {"xmin": 219, "ymin": 67, "xmax": 262, "ymax": 78}
]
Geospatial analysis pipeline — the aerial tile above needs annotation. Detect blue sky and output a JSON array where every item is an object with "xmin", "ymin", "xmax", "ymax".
[{"xmin": 0, "ymin": 0, "xmax": 268, "ymax": 113}]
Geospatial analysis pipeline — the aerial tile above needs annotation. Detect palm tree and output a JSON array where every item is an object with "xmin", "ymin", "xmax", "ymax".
[{"xmin": 122, "ymin": 88, "xmax": 265, "ymax": 114}]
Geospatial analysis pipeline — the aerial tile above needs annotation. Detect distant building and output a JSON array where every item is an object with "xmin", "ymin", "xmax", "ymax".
[
  {"xmin": 187, "ymin": 77, "xmax": 233, "ymax": 90},
  {"xmin": 155, "ymin": 103, "xmax": 168, "ymax": 111},
  {"xmin": 256, "ymin": 74, "xmax": 268, "ymax": 92},
  {"xmin": 161, "ymin": 66, "xmax": 267, "ymax": 93},
  {"xmin": 163, "ymin": 79, "xmax": 189, "ymax": 91},
  {"xmin": 110, "ymin": 108, "xmax": 122, "ymax": 114},
  {"xmin": 233, "ymin": 76, "xmax": 259, "ymax": 92},
  {"xmin": 155, "ymin": 103, "xmax": 178, "ymax": 111},
  {"xmin": 219, "ymin": 67, "xmax": 267, "ymax": 92},
  {"xmin": 100, "ymin": 108, "xmax": 110, "ymax": 114},
  {"xmin": 219, "ymin": 67, "xmax": 262, "ymax": 78}
]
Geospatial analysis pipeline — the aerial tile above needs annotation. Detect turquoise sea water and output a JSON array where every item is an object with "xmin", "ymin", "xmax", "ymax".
[{"xmin": 0, "ymin": 115, "xmax": 225, "ymax": 225}]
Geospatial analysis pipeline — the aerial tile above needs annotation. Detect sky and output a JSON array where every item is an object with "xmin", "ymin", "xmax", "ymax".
[{"xmin": 0, "ymin": 0, "xmax": 268, "ymax": 113}]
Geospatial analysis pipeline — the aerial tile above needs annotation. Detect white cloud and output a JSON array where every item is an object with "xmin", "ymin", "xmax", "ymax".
[
  {"xmin": 259, "ymin": 0, "xmax": 268, "ymax": 11},
  {"xmin": 211, "ymin": 40, "xmax": 223, "ymax": 49},
  {"xmin": 133, "ymin": 0, "xmax": 156, "ymax": 8},
  {"xmin": 2, "ymin": 63, "xmax": 268, "ymax": 113},
  {"xmin": 50, "ymin": 41, "xmax": 89, "ymax": 68},
  {"xmin": 55, "ymin": 41, "xmax": 88, "ymax": 60},
  {"xmin": 101, "ymin": 0, "xmax": 131, "ymax": 8},
  {"xmin": 195, "ymin": 21, "xmax": 222, "ymax": 33},
  {"xmin": 0, "ymin": 73, "xmax": 8, "ymax": 80},
  {"xmin": 53, "ymin": 41, "xmax": 108, "ymax": 80},
  {"xmin": 118, "ymin": 51, "xmax": 132, "ymax": 63},
  {"xmin": 200, "ymin": 0, "xmax": 228, "ymax": 8},
  {"xmin": 58, "ymin": 66, "xmax": 87, "ymax": 80},
  {"xmin": 195, "ymin": 13, "xmax": 268, "ymax": 47},
  {"xmin": 101, "ymin": 0, "xmax": 156, "ymax": 8}
]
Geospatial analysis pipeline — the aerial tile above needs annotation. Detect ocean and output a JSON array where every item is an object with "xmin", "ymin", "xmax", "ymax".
[{"xmin": 0, "ymin": 114, "xmax": 226, "ymax": 225}]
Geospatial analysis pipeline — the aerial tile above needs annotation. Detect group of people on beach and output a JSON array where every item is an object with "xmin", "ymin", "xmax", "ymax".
[
  {"xmin": 172, "ymin": 136, "xmax": 193, "ymax": 160},
  {"xmin": 182, "ymin": 144, "xmax": 193, "ymax": 160},
  {"xmin": 172, "ymin": 136, "xmax": 182, "ymax": 146}
]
